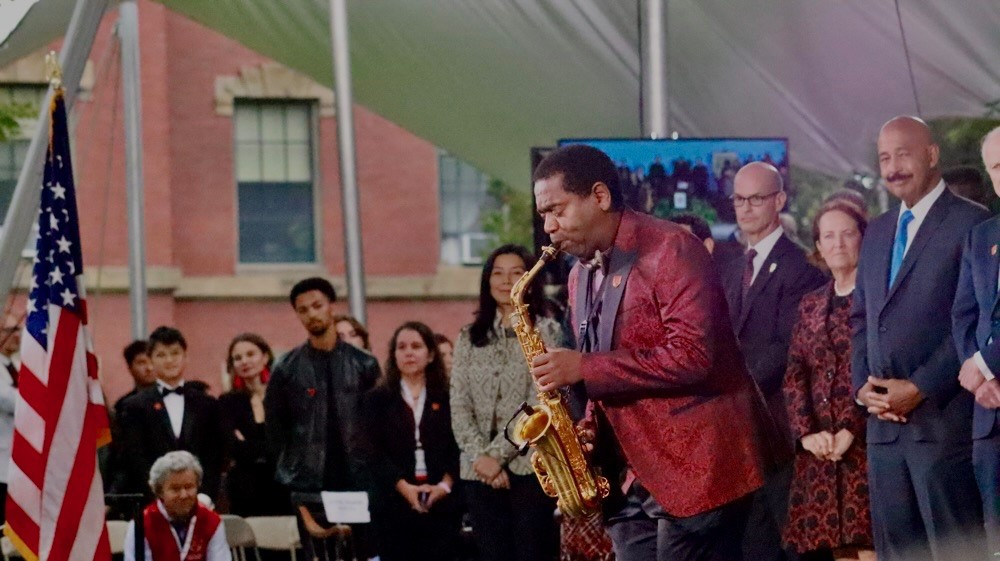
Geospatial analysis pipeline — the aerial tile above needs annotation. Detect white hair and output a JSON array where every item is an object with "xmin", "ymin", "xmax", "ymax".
[{"xmin": 148, "ymin": 451, "xmax": 203, "ymax": 496}]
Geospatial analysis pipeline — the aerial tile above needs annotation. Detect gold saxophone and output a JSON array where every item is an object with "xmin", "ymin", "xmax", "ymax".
[{"xmin": 503, "ymin": 245, "xmax": 610, "ymax": 517}]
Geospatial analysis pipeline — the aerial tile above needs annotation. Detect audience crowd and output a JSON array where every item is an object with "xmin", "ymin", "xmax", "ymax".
[{"xmin": 15, "ymin": 123, "xmax": 997, "ymax": 561}]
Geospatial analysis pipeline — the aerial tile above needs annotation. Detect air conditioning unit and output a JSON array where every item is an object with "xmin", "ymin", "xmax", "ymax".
[{"xmin": 460, "ymin": 232, "xmax": 496, "ymax": 266}]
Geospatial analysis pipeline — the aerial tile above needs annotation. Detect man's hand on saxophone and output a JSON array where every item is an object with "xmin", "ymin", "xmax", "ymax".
[{"xmin": 530, "ymin": 348, "xmax": 583, "ymax": 392}]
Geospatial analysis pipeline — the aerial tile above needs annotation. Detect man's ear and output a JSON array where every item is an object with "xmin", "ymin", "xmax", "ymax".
[
  {"xmin": 593, "ymin": 182, "xmax": 613, "ymax": 211},
  {"xmin": 704, "ymin": 238, "xmax": 715, "ymax": 254},
  {"xmin": 927, "ymin": 143, "xmax": 941, "ymax": 170}
]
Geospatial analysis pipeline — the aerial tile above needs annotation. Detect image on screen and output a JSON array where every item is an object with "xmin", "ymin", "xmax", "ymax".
[{"xmin": 558, "ymin": 137, "xmax": 789, "ymax": 226}]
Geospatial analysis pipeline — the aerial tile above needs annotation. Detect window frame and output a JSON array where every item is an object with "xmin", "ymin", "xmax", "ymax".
[{"xmin": 232, "ymin": 98, "xmax": 323, "ymax": 270}]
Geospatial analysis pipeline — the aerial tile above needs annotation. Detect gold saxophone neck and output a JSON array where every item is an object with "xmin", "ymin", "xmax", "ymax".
[{"xmin": 510, "ymin": 246, "xmax": 561, "ymax": 306}]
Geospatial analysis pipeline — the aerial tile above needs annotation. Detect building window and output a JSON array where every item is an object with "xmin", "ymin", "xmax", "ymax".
[
  {"xmin": 234, "ymin": 101, "xmax": 316, "ymax": 264},
  {"xmin": 0, "ymin": 84, "xmax": 46, "ymax": 226},
  {"xmin": 439, "ymin": 151, "xmax": 496, "ymax": 265}
]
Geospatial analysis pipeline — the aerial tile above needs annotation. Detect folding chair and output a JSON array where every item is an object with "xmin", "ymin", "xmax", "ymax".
[
  {"xmin": 221, "ymin": 514, "xmax": 261, "ymax": 561},
  {"xmin": 244, "ymin": 516, "xmax": 301, "ymax": 561},
  {"xmin": 106, "ymin": 520, "xmax": 131, "ymax": 555}
]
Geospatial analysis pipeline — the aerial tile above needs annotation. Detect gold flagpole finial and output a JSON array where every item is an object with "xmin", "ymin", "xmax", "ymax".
[{"xmin": 44, "ymin": 51, "xmax": 62, "ymax": 90}]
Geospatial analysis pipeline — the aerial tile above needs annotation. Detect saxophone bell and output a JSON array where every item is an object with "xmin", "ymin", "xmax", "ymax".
[{"xmin": 505, "ymin": 401, "xmax": 552, "ymax": 457}]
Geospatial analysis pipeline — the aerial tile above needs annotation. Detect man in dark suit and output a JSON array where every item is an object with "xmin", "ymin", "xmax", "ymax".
[
  {"xmin": 952, "ymin": 125, "xmax": 1000, "ymax": 558},
  {"xmin": 115, "ymin": 326, "xmax": 223, "ymax": 501},
  {"xmin": 722, "ymin": 161, "xmax": 826, "ymax": 561},
  {"xmin": 529, "ymin": 144, "xmax": 777, "ymax": 561},
  {"xmin": 853, "ymin": 116, "xmax": 989, "ymax": 561}
]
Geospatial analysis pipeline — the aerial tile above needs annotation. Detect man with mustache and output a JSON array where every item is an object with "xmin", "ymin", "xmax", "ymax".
[
  {"xmin": 852, "ymin": 116, "xmax": 989, "ymax": 560},
  {"xmin": 264, "ymin": 277, "xmax": 381, "ymax": 561},
  {"xmin": 951, "ymin": 125, "xmax": 1000, "ymax": 558}
]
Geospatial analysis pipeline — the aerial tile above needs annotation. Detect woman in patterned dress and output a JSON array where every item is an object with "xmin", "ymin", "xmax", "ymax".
[
  {"xmin": 782, "ymin": 200, "xmax": 875, "ymax": 561},
  {"xmin": 449, "ymin": 244, "xmax": 561, "ymax": 561}
]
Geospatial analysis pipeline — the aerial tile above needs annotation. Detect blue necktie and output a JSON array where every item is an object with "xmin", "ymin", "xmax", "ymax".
[{"xmin": 889, "ymin": 210, "xmax": 914, "ymax": 287}]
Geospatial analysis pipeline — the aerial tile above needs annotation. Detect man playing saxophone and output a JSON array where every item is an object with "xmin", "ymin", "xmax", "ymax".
[{"xmin": 530, "ymin": 144, "xmax": 779, "ymax": 561}]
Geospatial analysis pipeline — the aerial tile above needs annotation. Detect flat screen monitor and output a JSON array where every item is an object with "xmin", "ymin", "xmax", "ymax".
[{"xmin": 557, "ymin": 137, "xmax": 789, "ymax": 228}]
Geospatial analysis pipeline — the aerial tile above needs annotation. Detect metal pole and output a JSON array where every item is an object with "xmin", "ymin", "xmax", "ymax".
[
  {"xmin": 0, "ymin": 0, "xmax": 110, "ymax": 309},
  {"xmin": 119, "ymin": 0, "xmax": 148, "ymax": 339},
  {"xmin": 329, "ymin": 0, "xmax": 367, "ymax": 324},
  {"xmin": 641, "ymin": 0, "xmax": 669, "ymax": 138}
]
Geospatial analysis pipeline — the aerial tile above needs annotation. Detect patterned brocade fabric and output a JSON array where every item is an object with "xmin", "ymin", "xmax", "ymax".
[
  {"xmin": 560, "ymin": 513, "xmax": 614, "ymax": 561},
  {"xmin": 449, "ymin": 314, "xmax": 564, "ymax": 480}
]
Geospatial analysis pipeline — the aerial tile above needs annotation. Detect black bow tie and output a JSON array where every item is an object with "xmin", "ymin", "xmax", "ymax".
[{"xmin": 160, "ymin": 386, "xmax": 184, "ymax": 397}]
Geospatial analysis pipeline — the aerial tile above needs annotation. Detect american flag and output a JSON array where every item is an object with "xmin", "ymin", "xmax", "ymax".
[{"xmin": 3, "ymin": 89, "xmax": 112, "ymax": 561}]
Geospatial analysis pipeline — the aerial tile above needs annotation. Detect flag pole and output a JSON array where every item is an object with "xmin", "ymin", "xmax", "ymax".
[{"xmin": 0, "ymin": 0, "xmax": 110, "ymax": 310}]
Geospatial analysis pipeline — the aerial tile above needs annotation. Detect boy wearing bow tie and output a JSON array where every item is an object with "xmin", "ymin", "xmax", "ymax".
[{"xmin": 114, "ymin": 326, "xmax": 223, "ymax": 502}]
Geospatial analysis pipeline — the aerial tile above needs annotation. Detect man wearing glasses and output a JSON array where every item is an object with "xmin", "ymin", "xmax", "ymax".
[{"xmin": 722, "ymin": 162, "xmax": 826, "ymax": 561}]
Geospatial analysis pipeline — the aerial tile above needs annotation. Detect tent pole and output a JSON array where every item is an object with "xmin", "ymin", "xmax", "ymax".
[
  {"xmin": 0, "ymin": 0, "xmax": 109, "ymax": 312},
  {"xmin": 329, "ymin": 0, "xmax": 367, "ymax": 324},
  {"xmin": 641, "ymin": 0, "xmax": 669, "ymax": 138},
  {"xmin": 118, "ymin": 0, "xmax": 148, "ymax": 339}
]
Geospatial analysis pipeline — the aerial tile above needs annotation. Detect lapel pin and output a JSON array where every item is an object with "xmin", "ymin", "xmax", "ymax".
[
  {"xmin": 992, "ymin": 245, "xmax": 997, "ymax": 256},
  {"xmin": 432, "ymin": 402, "xmax": 441, "ymax": 411},
  {"xmin": 612, "ymin": 275, "xmax": 622, "ymax": 288},
  {"xmin": 769, "ymin": 262, "xmax": 777, "ymax": 274},
  {"xmin": 153, "ymin": 402, "xmax": 162, "ymax": 411}
]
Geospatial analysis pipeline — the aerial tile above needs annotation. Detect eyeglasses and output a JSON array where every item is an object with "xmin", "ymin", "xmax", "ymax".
[{"xmin": 731, "ymin": 191, "xmax": 781, "ymax": 207}]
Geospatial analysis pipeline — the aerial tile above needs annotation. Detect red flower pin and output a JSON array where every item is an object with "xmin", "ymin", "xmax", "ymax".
[
  {"xmin": 431, "ymin": 402, "xmax": 441, "ymax": 411},
  {"xmin": 153, "ymin": 402, "xmax": 163, "ymax": 411},
  {"xmin": 307, "ymin": 388, "xmax": 316, "ymax": 397}
]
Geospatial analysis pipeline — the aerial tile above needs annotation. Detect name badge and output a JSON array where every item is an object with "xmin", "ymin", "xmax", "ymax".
[{"xmin": 415, "ymin": 447, "xmax": 428, "ymax": 481}]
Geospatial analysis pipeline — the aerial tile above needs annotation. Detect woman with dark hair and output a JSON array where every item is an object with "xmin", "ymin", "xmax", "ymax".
[
  {"xmin": 219, "ymin": 333, "xmax": 288, "ymax": 516},
  {"xmin": 364, "ymin": 321, "xmax": 461, "ymax": 561},
  {"xmin": 782, "ymin": 201, "xmax": 874, "ymax": 561},
  {"xmin": 334, "ymin": 314, "xmax": 371, "ymax": 351},
  {"xmin": 450, "ymin": 244, "xmax": 561, "ymax": 561}
]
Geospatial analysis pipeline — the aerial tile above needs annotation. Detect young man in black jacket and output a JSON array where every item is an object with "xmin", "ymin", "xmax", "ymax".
[{"xmin": 265, "ymin": 277, "xmax": 381, "ymax": 561}]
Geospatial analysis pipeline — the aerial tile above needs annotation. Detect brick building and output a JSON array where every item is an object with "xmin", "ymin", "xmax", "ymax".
[{"xmin": 0, "ymin": 2, "xmax": 496, "ymax": 403}]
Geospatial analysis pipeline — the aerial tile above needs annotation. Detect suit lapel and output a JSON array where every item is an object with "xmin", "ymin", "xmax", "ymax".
[
  {"xmin": 151, "ymin": 392, "xmax": 178, "ymax": 445},
  {"xmin": 883, "ymin": 191, "xmax": 952, "ymax": 307},
  {"xmin": 738, "ymin": 234, "xmax": 792, "ymax": 332},
  {"xmin": 597, "ymin": 248, "xmax": 637, "ymax": 352},
  {"xmin": 987, "ymin": 221, "xmax": 1000, "ymax": 317}
]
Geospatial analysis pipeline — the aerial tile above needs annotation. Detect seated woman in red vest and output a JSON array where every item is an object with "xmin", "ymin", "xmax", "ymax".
[{"xmin": 124, "ymin": 451, "xmax": 231, "ymax": 561}]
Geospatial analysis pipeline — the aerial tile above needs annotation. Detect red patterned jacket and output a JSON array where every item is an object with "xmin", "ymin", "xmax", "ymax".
[{"xmin": 576, "ymin": 210, "xmax": 780, "ymax": 517}]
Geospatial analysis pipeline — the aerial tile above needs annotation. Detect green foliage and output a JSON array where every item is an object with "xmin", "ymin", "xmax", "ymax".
[
  {"xmin": 480, "ymin": 178, "xmax": 534, "ymax": 251},
  {"xmin": 930, "ymin": 116, "xmax": 1000, "ymax": 170},
  {"xmin": 0, "ymin": 102, "xmax": 35, "ymax": 142}
]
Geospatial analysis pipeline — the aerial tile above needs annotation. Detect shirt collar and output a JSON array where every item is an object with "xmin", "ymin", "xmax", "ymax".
[
  {"xmin": 899, "ymin": 179, "xmax": 946, "ymax": 221},
  {"xmin": 748, "ymin": 225, "xmax": 784, "ymax": 261},
  {"xmin": 156, "ymin": 379, "xmax": 185, "ymax": 392}
]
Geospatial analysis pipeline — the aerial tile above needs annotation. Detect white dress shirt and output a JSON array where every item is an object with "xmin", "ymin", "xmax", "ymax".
[
  {"xmin": 895, "ymin": 179, "xmax": 946, "ymax": 259},
  {"xmin": 156, "ymin": 380, "xmax": 185, "ymax": 439},
  {"xmin": 747, "ymin": 225, "xmax": 784, "ymax": 285}
]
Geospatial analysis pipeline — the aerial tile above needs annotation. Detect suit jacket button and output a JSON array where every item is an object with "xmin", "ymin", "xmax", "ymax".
[
  {"xmin": 826, "ymin": 370, "xmax": 834, "ymax": 379},
  {"xmin": 878, "ymin": 325, "xmax": 887, "ymax": 333}
]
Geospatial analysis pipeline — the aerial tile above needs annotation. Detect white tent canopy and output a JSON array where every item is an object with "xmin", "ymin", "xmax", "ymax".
[{"xmin": 2, "ymin": 0, "xmax": 999, "ymax": 187}]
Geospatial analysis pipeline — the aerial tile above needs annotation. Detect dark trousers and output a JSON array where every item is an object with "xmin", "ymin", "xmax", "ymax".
[
  {"xmin": 741, "ymin": 461, "xmax": 794, "ymax": 561},
  {"xmin": 0, "ymin": 482, "xmax": 6, "ymax": 525},
  {"xmin": 868, "ymin": 437, "xmax": 985, "ymax": 561},
  {"xmin": 463, "ymin": 474, "xmax": 558, "ymax": 561},
  {"xmin": 974, "ymin": 426, "xmax": 1000, "ymax": 559},
  {"xmin": 373, "ymin": 493, "xmax": 460, "ymax": 561},
  {"xmin": 606, "ymin": 480, "xmax": 751, "ymax": 561}
]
